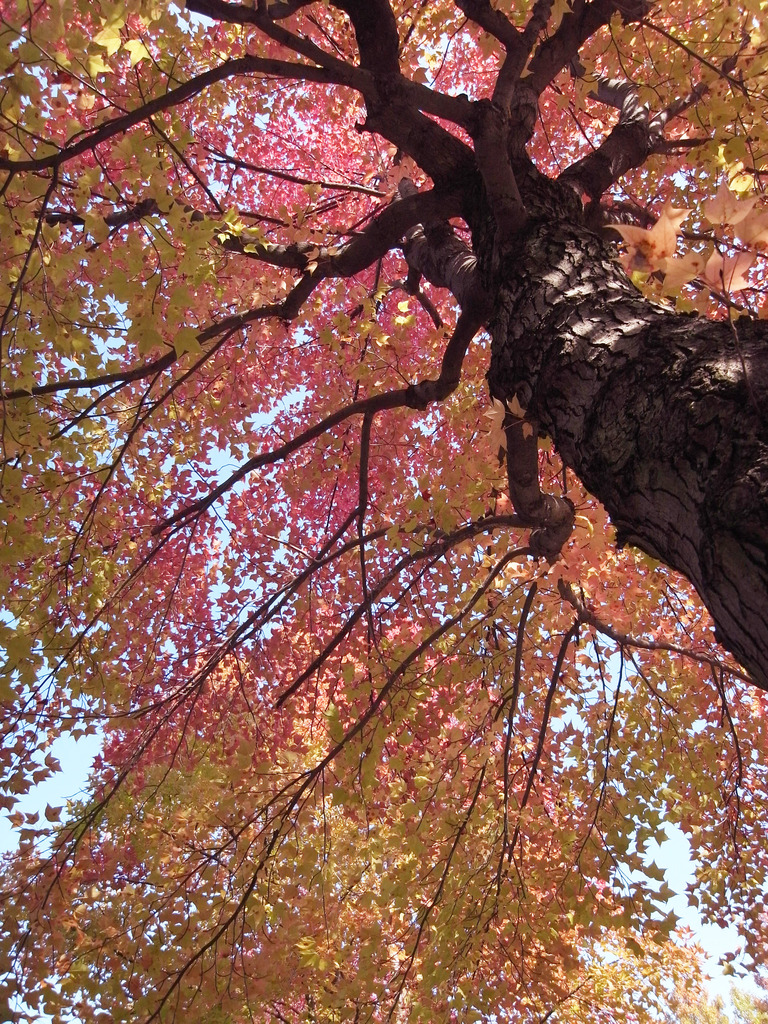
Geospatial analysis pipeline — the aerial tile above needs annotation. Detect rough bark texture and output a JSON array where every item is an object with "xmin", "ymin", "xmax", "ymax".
[{"xmin": 485, "ymin": 170, "xmax": 768, "ymax": 689}]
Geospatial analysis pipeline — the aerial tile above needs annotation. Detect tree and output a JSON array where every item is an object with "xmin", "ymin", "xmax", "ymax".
[
  {"xmin": 666, "ymin": 975, "xmax": 768, "ymax": 1024},
  {"xmin": 2, "ymin": 0, "xmax": 768, "ymax": 1021},
  {"xmin": 666, "ymin": 987, "xmax": 730, "ymax": 1024},
  {"xmin": 732, "ymin": 979, "xmax": 768, "ymax": 1024}
]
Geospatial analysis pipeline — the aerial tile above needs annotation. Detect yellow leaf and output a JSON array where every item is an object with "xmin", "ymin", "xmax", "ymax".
[
  {"xmin": 75, "ymin": 91, "xmax": 95, "ymax": 111},
  {"xmin": 83, "ymin": 211, "xmax": 110, "ymax": 244},
  {"xmin": 93, "ymin": 24, "xmax": 123, "ymax": 55},
  {"xmin": 87, "ymin": 53, "xmax": 111, "ymax": 75},
  {"xmin": 729, "ymin": 166, "xmax": 756, "ymax": 193},
  {"xmin": 173, "ymin": 328, "xmax": 202, "ymax": 357},
  {"xmin": 135, "ymin": 323, "xmax": 165, "ymax": 355},
  {"xmin": 124, "ymin": 39, "xmax": 151, "ymax": 66}
]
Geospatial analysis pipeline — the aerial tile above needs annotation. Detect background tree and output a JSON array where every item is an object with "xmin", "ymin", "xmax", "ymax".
[
  {"xmin": 732, "ymin": 980, "xmax": 768, "ymax": 1024},
  {"xmin": 666, "ymin": 975, "xmax": 768, "ymax": 1024},
  {"xmin": 667, "ymin": 988, "xmax": 730, "ymax": 1024},
  {"xmin": 2, "ymin": 0, "xmax": 768, "ymax": 1022}
]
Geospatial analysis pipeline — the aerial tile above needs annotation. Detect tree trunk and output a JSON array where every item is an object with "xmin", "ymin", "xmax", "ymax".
[{"xmin": 485, "ymin": 176, "xmax": 768, "ymax": 689}]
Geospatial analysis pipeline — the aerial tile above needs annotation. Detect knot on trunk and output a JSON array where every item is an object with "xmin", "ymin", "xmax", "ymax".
[
  {"xmin": 528, "ymin": 496, "xmax": 575, "ymax": 560},
  {"xmin": 503, "ymin": 418, "xmax": 575, "ymax": 560}
]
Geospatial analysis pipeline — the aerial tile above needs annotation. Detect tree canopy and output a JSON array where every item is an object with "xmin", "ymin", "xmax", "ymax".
[{"xmin": 2, "ymin": 0, "xmax": 768, "ymax": 1022}]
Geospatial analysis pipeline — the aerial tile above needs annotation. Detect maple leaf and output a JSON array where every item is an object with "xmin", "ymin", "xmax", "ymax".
[
  {"xmin": 736, "ymin": 211, "xmax": 768, "ymax": 248},
  {"xmin": 702, "ymin": 180, "xmax": 758, "ymax": 227},
  {"xmin": 506, "ymin": 394, "xmax": 526, "ymax": 419},
  {"xmin": 702, "ymin": 249, "xmax": 756, "ymax": 293},
  {"xmin": 659, "ymin": 251, "xmax": 707, "ymax": 293},
  {"xmin": 612, "ymin": 204, "xmax": 690, "ymax": 272},
  {"xmin": 483, "ymin": 396, "xmax": 507, "ymax": 450}
]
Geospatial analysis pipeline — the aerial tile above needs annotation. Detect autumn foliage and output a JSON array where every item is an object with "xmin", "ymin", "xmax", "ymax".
[{"xmin": 2, "ymin": 1, "xmax": 768, "ymax": 1022}]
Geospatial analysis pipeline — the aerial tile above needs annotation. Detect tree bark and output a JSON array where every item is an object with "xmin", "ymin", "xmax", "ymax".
[{"xmin": 485, "ymin": 173, "xmax": 768, "ymax": 689}]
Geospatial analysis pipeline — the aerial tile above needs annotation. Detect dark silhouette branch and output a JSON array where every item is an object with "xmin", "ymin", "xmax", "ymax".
[
  {"xmin": 526, "ymin": 0, "xmax": 651, "ymax": 97},
  {"xmin": 0, "ymin": 55, "xmax": 358, "ymax": 174},
  {"xmin": 330, "ymin": 0, "xmax": 401, "ymax": 75},
  {"xmin": 507, "ymin": 618, "xmax": 579, "ymax": 859},
  {"xmin": 558, "ymin": 579, "xmax": 751, "ymax": 683},
  {"xmin": 186, "ymin": 0, "xmax": 369, "ymax": 85},
  {"xmin": 205, "ymin": 147, "xmax": 387, "ymax": 196},
  {"xmin": 154, "ymin": 302, "xmax": 485, "ymax": 535}
]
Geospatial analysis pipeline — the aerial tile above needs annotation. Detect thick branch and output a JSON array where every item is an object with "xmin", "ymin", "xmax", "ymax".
[
  {"xmin": 518, "ymin": 0, "xmax": 555, "ymax": 57},
  {"xmin": 249, "ymin": 188, "xmax": 463, "ymax": 276},
  {"xmin": 360, "ymin": 90, "xmax": 475, "ymax": 188},
  {"xmin": 472, "ymin": 101, "xmax": 529, "ymax": 241},
  {"xmin": 45, "ymin": 189, "xmax": 464, "ymax": 333},
  {"xmin": 498, "ymin": 0, "xmax": 554, "ymax": 102},
  {"xmin": 1, "ymin": 306, "xmax": 257, "ymax": 401},
  {"xmin": 36, "ymin": 190, "xmax": 466, "ymax": 377},
  {"xmin": 394, "ymin": 76, "xmax": 476, "ymax": 130},
  {"xmin": 562, "ymin": 43, "xmax": 744, "ymax": 200},
  {"xmin": 330, "ymin": 0, "xmax": 400, "ymax": 75},
  {"xmin": 560, "ymin": 65, "xmax": 708, "ymax": 200},
  {"xmin": 398, "ymin": 181, "xmax": 489, "ymax": 315},
  {"xmin": 454, "ymin": 0, "xmax": 553, "ymax": 106},
  {"xmin": 504, "ymin": 417, "xmax": 574, "ymax": 560},
  {"xmin": 559, "ymin": 109, "xmax": 664, "ymax": 202},
  {"xmin": 187, "ymin": 0, "xmax": 474, "ymax": 183},
  {"xmin": 253, "ymin": 0, "xmax": 314, "ymax": 18},
  {"xmin": 558, "ymin": 579, "xmax": 752, "ymax": 683},
  {"xmin": 455, "ymin": 0, "xmax": 522, "ymax": 51},
  {"xmin": 406, "ymin": 307, "xmax": 486, "ymax": 407},
  {"xmin": 187, "ymin": 0, "xmax": 367, "ymax": 85},
  {"xmin": 525, "ymin": 0, "xmax": 650, "ymax": 96}
]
